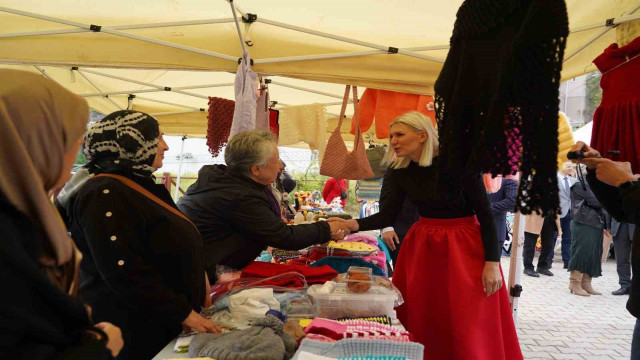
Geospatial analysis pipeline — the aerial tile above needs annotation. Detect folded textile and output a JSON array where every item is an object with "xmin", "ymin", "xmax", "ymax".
[
  {"xmin": 229, "ymin": 288, "xmax": 281, "ymax": 321},
  {"xmin": 305, "ymin": 318, "xmax": 412, "ymax": 342},
  {"xmin": 291, "ymin": 338, "xmax": 424, "ymax": 360},
  {"xmin": 336, "ymin": 316, "xmax": 392, "ymax": 326},
  {"xmin": 190, "ymin": 315, "xmax": 297, "ymax": 360},
  {"xmin": 339, "ymin": 234, "xmax": 379, "ymax": 247},
  {"xmin": 304, "ymin": 318, "xmax": 348, "ymax": 340},
  {"xmin": 310, "ymin": 257, "xmax": 386, "ymax": 277},
  {"xmin": 242, "ymin": 261, "xmax": 338, "ymax": 286}
]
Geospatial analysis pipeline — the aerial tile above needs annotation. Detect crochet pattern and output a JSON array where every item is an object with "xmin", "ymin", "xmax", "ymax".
[
  {"xmin": 206, "ymin": 97, "xmax": 235, "ymax": 157},
  {"xmin": 434, "ymin": 0, "xmax": 569, "ymax": 216}
]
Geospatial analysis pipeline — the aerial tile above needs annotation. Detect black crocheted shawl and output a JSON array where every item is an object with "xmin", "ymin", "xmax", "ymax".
[{"xmin": 434, "ymin": 0, "xmax": 568, "ymax": 216}]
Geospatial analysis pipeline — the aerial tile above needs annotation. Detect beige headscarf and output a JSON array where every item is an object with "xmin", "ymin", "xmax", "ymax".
[{"xmin": 0, "ymin": 69, "xmax": 88, "ymax": 266}]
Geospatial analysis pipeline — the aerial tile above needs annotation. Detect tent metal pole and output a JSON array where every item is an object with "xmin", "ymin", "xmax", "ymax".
[
  {"xmin": 508, "ymin": 211, "xmax": 525, "ymax": 327},
  {"xmin": 564, "ymin": 1, "xmax": 640, "ymax": 63},
  {"xmin": 256, "ymin": 17, "xmax": 438, "ymax": 62},
  {"xmin": 151, "ymin": 110, "xmax": 204, "ymax": 116},
  {"xmin": 228, "ymin": 0, "xmax": 247, "ymax": 53},
  {"xmin": 0, "ymin": 6, "xmax": 236, "ymax": 62},
  {"xmin": 78, "ymin": 68, "xmax": 210, "ymax": 100},
  {"xmin": 403, "ymin": 45, "xmax": 450, "ymax": 51},
  {"xmin": 270, "ymin": 80, "xmax": 352, "ymax": 101},
  {"xmin": 79, "ymin": 83, "xmax": 234, "ymax": 97},
  {"xmin": 570, "ymin": 13, "xmax": 640, "ymax": 33},
  {"xmin": 174, "ymin": 136, "xmax": 187, "ymax": 201},
  {"xmin": 75, "ymin": 70, "xmax": 122, "ymax": 110},
  {"xmin": 127, "ymin": 96, "xmax": 134, "ymax": 110},
  {"xmin": 135, "ymin": 96, "xmax": 203, "ymax": 110},
  {"xmin": 255, "ymin": 50, "xmax": 396, "ymax": 64},
  {"xmin": 226, "ymin": 0, "xmax": 247, "ymax": 18},
  {"xmin": 0, "ymin": 18, "xmax": 236, "ymax": 39}
]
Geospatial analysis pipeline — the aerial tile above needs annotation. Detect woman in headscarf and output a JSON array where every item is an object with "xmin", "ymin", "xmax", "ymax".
[
  {"xmin": 57, "ymin": 110, "xmax": 220, "ymax": 359},
  {"xmin": 0, "ymin": 69, "xmax": 122, "ymax": 359}
]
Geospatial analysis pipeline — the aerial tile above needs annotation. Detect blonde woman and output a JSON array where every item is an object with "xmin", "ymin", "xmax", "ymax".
[{"xmin": 331, "ymin": 111, "xmax": 522, "ymax": 360}]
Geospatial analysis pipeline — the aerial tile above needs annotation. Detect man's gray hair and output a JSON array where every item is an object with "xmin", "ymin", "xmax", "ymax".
[{"xmin": 225, "ymin": 130, "xmax": 277, "ymax": 175}]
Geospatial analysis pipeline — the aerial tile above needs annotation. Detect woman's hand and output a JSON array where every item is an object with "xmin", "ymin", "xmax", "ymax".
[
  {"xmin": 381, "ymin": 230, "xmax": 400, "ymax": 251},
  {"xmin": 327, "ymin": 218, "xmax": 360, "ymax": 232},
  {"xmin": 94, "ymin": 322, "xmax": 124, "ymax": 358},
  {"xmin": 182, "ymin": 310, "xmax": 222, "ymax": 334},
  {"xmin": 482, "ymin": 262, "xmax": 502, "ymax": 297}
]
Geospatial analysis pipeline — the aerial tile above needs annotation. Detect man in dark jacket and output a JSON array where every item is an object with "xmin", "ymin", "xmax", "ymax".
[
  {"xmin": 488, "ymin": 177, "xmax": 518, "ymax": 253},
  {"xmin": 571, "ymin": 141, "xmax": 640, "ymax": 358},
  {"xmin": 178, "ymin": 130, "xmax": 349, "ymax": 283}
]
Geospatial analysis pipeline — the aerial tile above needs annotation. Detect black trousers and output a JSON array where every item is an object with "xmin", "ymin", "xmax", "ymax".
[
  {"xmin": 523, "ymin": 216, "xmax": 558, "ymax": 270},
  {"xmin": 614, "ymin": 223, "xmax": 634, "ymax": 288}
]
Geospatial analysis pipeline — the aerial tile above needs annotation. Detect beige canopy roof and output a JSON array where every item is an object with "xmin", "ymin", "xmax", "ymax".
[{"xmin": 0, "ymin": 0, "xmax": 638, "ymax": 137}]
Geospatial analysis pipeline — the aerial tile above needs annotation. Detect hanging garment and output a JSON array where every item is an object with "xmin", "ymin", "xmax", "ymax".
[
  {"xmin": 269, "ymin": 108, "xmax": 280, "ymax": 138},
  {"xmin": 255, "ymin": 90, "xmax": 270, "ymax": 131},
  {"xmin": 229, "ymin": 50, "xmax": 258, "ymax": 139},
  {"xmin": 278, "ymin": 103, "xmax": 327, "ymax": 160},
  {"xmin": 320, "ymin": 86, "xmax": 374, "ymax": 180},
  {"xmin": 434, "ymin": 0, "xmax": 569, "ymax": 217},
  {"xmin": 349, "ymin": 89, "xmax": 436, "ymax": 139},
  {"xmin": 557, "ymin": 111, "xmax": 575, "ymax": 170},
  {"xmin": 207, "ymin": 97, "xmax": 235, "ymax": 157},
  {"xmin": 591, "ymin": 36, "xmax": 640, "ymax": 173},
  {"xmin": 355, "ymin": 178, "xmax": 383, "ymax": 202}
]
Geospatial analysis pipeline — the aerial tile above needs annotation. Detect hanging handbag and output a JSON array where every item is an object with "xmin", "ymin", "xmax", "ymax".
[{"xmin": 320, "ymin": 85, "xmax": 374, "ymax": 180}]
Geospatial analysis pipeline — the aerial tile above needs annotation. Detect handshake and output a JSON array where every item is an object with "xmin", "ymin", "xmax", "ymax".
[
  {"xmin": 326, "ymin": 217, "xmax": 360, "ymax": 240},
  {"xmin": 569, "ymin": 142, "xmax": 640, "ymax": 187}
]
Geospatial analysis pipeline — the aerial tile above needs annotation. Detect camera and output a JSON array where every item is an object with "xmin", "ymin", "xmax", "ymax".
[{"xmin": 566, "ymin": 151, "xmax": 584, "ymax": 160}]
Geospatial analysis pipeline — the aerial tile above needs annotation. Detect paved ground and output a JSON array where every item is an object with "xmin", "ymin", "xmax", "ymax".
[{"xmin": 501, "ymin": 248, "xmax": 635, "ymax": 360}]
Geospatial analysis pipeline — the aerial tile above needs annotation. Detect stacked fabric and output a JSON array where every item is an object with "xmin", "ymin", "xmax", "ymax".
[
  {"xmin": 241, "ymin": 261, "xmax": 338, "ymax": 287},
  {"xmin": 292, "ymin": 338, "xmax": 424, "ymax": 360},
  {"xmin": 304, "ymin": 318, "xmax": 413, "ymax": 343}
]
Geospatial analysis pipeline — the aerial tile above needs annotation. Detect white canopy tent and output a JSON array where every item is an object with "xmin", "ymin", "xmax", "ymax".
[{"xmin": 0, "ymin": 0, "xmax": 639, "ymax": 138}]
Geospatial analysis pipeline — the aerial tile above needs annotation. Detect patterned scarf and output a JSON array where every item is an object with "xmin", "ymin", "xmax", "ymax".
[{"xmin": 83, "ymin": 110, "xmax": 159, "ymax": 178}]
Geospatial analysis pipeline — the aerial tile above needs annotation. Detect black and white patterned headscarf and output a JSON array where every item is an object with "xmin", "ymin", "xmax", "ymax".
[{"xmin": 83, "ymin": 110, "xmax": 160, "ymax": 178}]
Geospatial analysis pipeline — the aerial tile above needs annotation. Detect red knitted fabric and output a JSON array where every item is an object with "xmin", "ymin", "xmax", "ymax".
[
  {"xmin": 241, "ymin": 261, "xmax": 337, "ymax": 285},
  {"xmin": 207, "ymin": 97, "xmax": 235, "ymax": 156},
  {"xmin": 269, "ymin": 109, "xmax": 280, "ymax": 138},
  {"xmin": 591, "ymin": 37, "xmax": 640, "ymax": 173}
]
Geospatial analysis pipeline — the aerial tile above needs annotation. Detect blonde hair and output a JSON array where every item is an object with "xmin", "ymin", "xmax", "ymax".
[{"xmin": 382, "ymin": 111, "xmax": 438, "ymax": 169}]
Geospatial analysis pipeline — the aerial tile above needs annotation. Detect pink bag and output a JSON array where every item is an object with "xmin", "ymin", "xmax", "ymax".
[{"xmin": 320, "ymin": 85, "xmax": 374, "ymax": 180}]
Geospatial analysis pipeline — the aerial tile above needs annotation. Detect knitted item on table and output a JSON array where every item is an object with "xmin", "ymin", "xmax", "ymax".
[
  {"xmin": 305, "ymin": 318, "xmax": 412, "ymax": 342},
  {"xmin": 336, "ymin": 316, "xmax": 392, "ymax": 326},
  {"xmin": 241, "ymin": 261, "xmax": 338, "ymax": 286},
  {"xmin": 189, "ymin": 315, "xmax": 297, "ymax": 360},
  {"xmin": 327, "ymin": 241, "xmax": 378, "ymax": 254},
  {"xmin": 291, "ymin": 339, "xmax": 424, "ymax": 360},
  {"xmin": 339, "ymin": 233, "xmax": 379, "ymax": 247},
  {"xmin": 310, "ymin": 256, "xmax": 386, "ymax": 277},
  {"xmin": 207, "ymin": 97, "xmax": 235, "ymax": 156},
  {"xmin": 435, "ymin": 0, "xmax": 568, "ymax": 216}
]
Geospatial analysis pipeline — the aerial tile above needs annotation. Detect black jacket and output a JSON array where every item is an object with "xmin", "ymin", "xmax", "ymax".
[
  {"xmin": 570, "ymin": 181, "xmax": 609, "ymax": 229},
  {"xmin": 488, "ymin": 178, "xmax": 518, "ymax": 242},
  {"xmin": 587, "ymin": 171, "xmax": 639, "ymax": 317},
  {"xmin": 59, "ymin": 172, "xmax": 205, "ymax": 359},
  {"xmin": 0, "ymin": 194, "xmax": 112, "ymax": 359},
  {"xmin": 177, "ymin": 165, "xmax": 331, "ymax": 280}
]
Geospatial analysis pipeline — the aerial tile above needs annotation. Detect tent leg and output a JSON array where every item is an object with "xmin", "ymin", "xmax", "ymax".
[
  {"xmin": 173, "ymin": 136, "xmax": 187, "ymax": 201},
  {"xmin": 508, "ymin": 211, "xmax": 525, "ymax": 327}
]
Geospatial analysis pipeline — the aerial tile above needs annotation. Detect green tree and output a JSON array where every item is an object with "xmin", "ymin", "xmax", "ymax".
[{"xmin": 583, "ymin": 72, "xmax": 602, "ymax": 124}]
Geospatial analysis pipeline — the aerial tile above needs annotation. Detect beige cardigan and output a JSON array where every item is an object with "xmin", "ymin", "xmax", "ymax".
[{"xmin": 524, "ymin": 213, "xmax": 562, "ymax": 236}]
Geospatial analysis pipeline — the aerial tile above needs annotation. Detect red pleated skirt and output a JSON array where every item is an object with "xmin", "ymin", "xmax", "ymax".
[{"xmin": 392, "ymin": 216, "xmax": 523, "ymax": 360}]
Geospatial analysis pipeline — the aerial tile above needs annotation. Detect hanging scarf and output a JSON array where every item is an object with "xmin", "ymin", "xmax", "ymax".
[
  {"xmin": 434, "ymin": 0, "xmax": 568, "ymax": 216},
  {"xmin": 83, "ymin": 110, "xmax": 159, "ymax": 178}
]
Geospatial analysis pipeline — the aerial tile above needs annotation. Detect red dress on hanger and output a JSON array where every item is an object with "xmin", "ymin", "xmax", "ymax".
[{"xmin": 591, "ymin": 36, "xmax": 640, "ymax": 172}]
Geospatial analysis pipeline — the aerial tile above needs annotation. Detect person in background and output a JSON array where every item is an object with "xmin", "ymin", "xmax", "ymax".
[
  {"xmin": 329, "ymin": 111, "xmax": 521, "ymax": 359},
  {"xmin": 523, "ymin": 213, "xmax": 559, "ymax": 277},
  {"xmin": 567, "ymin": 165, "xmax": 610, "ymax": 296},
  {"xmin": 178, "ymin": 130, "xmax": 350, "ymax": 283},
  {"xmin": 322, "ymin": 177, "xmax": 348, "ymax": 207},
  {"xmin": 0, "ymin": 69, "xmax": 122, "ymax": 359},
  {"xmin": 281, "ymin": 177, "xmax": 298, "ymax": 220},
  {"xmin": 487, "ymin": 175, "xmax": 518, "ymax": 252},
  {"xmin": 611, "ymin": 219, "xmax": 635, "ymax": 295},
  {"xmin": 557, "ymin": 162, "xmax": 578, "ymax": 269},
  {"xmin": 57, "ymin": 110, "xmax": 220, "ymax": 359},
  {"xmin": 380, "ymin": 196, "xmax": 419, "ymax": 265}
]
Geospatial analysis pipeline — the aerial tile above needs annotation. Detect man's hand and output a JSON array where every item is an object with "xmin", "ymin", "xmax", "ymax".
[
  {"xmin": 94, "ymin": 322, "xmax": 124, "ymax": 358},
  {"xmin": 327, "ymin": 218, "xmax": 359, "ymax": 232},
  {"xmin": 381, "ymin": 230, "xmax": 400, "ymax": 251},
  {"xmin": 569, "ymin": 142, "xmax": 601, "ymax": 167},
  {"xmin": 581, "ymin": 158, "xmax": 640, "ymax": 187},
  {"xmin": 182, "ymin": 310, "xmax": 222, "ymax": 334}
]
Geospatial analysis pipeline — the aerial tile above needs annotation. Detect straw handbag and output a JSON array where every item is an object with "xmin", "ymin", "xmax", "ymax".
[{"xmin": 320, "ymin": 85, "xmax": 374, "ymax": 180}]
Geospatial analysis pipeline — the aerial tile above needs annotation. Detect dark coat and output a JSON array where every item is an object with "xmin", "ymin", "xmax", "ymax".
[
  {"xmin": 0, "ymin": 194, "xmax": 112, "ymax": 359},
  {"xmin": 488, "ymin": 179, "xmax": 518, "ymax": 243},
  {"xmin": 587, "ymin": 171, "xmax": 639, "ymax": 317},
  {"xmin": 177, "ymin": 165, "xmax": 331, "ymax": 281},
  {"xmin": 570, "ymin": 181, "xmax": 609, "ymax": 230},
  {"xmin": 59, "ymin": 173, "xmax": 205, "ymax": 360}
]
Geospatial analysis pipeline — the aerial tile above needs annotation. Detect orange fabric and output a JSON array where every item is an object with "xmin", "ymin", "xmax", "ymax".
[{"xmin": 350, "ymin": 89, "xmax": 436, "ymax": 139}]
